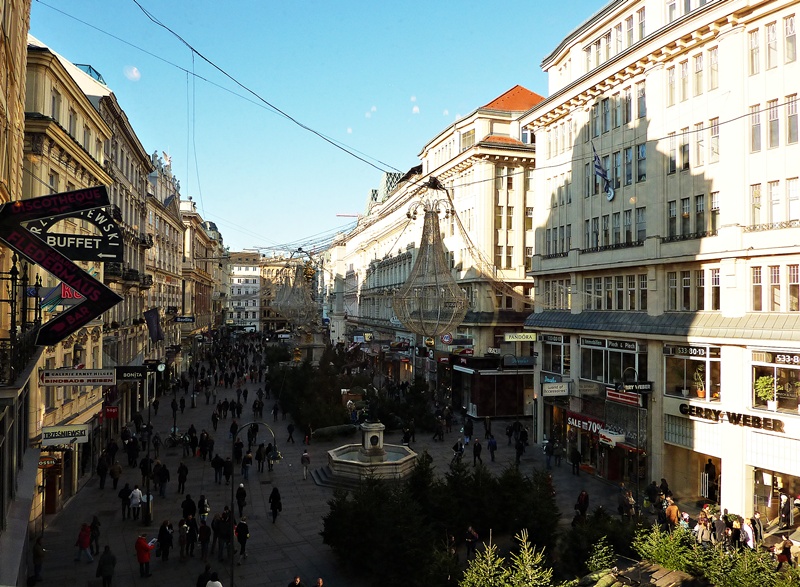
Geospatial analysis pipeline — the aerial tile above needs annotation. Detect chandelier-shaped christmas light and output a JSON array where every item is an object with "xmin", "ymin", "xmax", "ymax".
[
  {"xmin": 392, "ymin": 178, "xmax": 469, "ymax": 337},
  {"xmin": 280, "ymin": 264, "xmax": 319, "ymax": 327}
]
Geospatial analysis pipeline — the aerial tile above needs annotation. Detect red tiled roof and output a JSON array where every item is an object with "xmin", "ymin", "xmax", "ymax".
[
  {"xmin": 483, "ymin": 85, "xmax": 545, "ymax": 111},
  {"xmin": 480, "ymin": 135, "xmax": 527, "ymax": 146}
]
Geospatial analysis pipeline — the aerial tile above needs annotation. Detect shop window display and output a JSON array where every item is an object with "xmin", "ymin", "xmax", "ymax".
[
  {"xmin": 752, "ymin": 362, "xmax": 800, "ymax": 412},
  {"xmin": 664, "ymin": 346, "xmax": 721, "ymax": 401}
]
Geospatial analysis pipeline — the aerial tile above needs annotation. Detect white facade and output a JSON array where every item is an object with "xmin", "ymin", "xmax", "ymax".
[
  {"xmin": 520, "ymin": 0, "xmax": 799, "ymax": 520},
  {"xmin": 228, "ymin": 252, "xmax": 262, "ymax": 332}
]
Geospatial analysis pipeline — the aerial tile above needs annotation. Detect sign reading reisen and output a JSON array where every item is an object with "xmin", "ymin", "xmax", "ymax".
[
  {"xmin": 41, "ymin": 424, "xmax": 90, "ymax": 446},
  {"xmin": 40, "ymin": 369, "xmax": 115, "ymax": 386}
]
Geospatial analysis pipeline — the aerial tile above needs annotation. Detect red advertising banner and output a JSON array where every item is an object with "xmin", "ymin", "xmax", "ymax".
[{"xmin": 104, "ymin": 406, "xmax": 119, "ymax": 419}]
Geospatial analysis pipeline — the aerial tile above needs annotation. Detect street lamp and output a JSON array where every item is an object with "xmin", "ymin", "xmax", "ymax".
[
  {"xmin": 228, "ymin": 421, "xmax": 277, "ymax": 587},
  {"xmin": 142, "ymin": 362, "xmax": 165, "ymax": 526}
]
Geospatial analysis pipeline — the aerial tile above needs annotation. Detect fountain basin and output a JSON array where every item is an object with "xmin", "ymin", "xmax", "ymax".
[{"xmin": 327, "ymin": 443, "xmax": 417, "ymax": 481}]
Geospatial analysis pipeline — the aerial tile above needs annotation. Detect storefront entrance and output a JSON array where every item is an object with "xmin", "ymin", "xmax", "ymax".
[{"xmin": 754, "ymin": 467, "xmax": 799, "ymax": 529}]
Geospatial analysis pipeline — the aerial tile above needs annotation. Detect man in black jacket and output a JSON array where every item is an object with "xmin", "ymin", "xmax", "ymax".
[{"xmin": 195, "ymin": 564, "xmax": 212, "ymax": 587}]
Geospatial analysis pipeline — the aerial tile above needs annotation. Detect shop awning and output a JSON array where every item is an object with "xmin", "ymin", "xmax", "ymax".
[{"xmin": 524, "ymin": 310, "xmax": 800, "ymax": 341}]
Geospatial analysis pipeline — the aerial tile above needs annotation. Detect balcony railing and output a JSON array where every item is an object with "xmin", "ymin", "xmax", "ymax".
[
  {"xmin": 580, "ymin": 240, "xmax": 643, "ymax": 254},
  {"xmin": 123, "ymin": 269, "xmax": 140, "ymax": 283},
  {"xmin": 743, "ymin": 219, "xmax": 800, "ymax": 233},
  {"xmin": 661, "ymin": 230, "xmax": 717, "ymax": 243},
  {"xmin": 0, "ymin": 329, "xmax": 40, "ymax": 386},
  {"xmin": 140, "ymin": 274, "xmax": 153, "ymax": 288},
  {"xmin": 104, "ymin": 262, "xmax": 123, "ymax": 283},
  {"xmin": 139, "ymin": 234, "xmax": 154, "ymax": 249}
]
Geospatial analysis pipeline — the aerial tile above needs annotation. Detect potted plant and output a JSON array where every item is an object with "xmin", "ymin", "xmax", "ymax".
[
  {"xmin": 694, "ymin": 364, "xmax": 706, "ymax": 399},
  {"xmin": 754, "ymin": 375, "xmax": 776, "ymax": 410}
]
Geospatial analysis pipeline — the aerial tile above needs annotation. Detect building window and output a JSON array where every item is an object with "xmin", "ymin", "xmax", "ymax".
[
  {"xmin": 711, "ymin": 268, "xmax": 720, "ymax": 310},
  {"xmin": 668, "ymin": 200, "xmax": 677, "ymax": 236},
  {"xmin": 68, "ymin": 108, "xmax": 76, "ymax": 136},
  {"xmin": 626, "ymin": 16, "xmax": 634, "ymax": 46},
  {"xmin": 693, "ymin": 54, "xmax": 703, "ymax": 96},
  {"xmin": 668, "ymin": 133, "xmax": 677, "ymax": 173},
  {"xmin": 750, "ymin": 105, "xmax": 762, "ymax": 152},
  {"xmin": 48, "ymin": 171, "xmax": 58, "ymax": 193},
  {"xmin": 495, "ymin": 205, "xmax": 503, "ymax": 230},
  {"xmin": 545, "ymin": 229, "xmax": 552, "ymax": 256},
  {"xmin": 751, "ymin": 183, "xmax": 762, "ymax": 224},
  {"xmin": 770, "ymin": 181, "xmax": 782, "ymax": 223},
  {"xmin": 592, "ymin": 103, "xmax": 601, "ymax": 137},
  {"xmin": 507, "ymin": 206, "xmax": 513, "ymax": 230},
  {"xmin": 602, "ymin": 215, "xmax": 610, "ymax": 245},
  {"xmin": 624, "ymin": 209, "xmax": 632, "ymax": 243},
  {"xmin": 681, "ymin": 198, "xmax": 691, "ymax": 234},
  {"xmin": 624, "ymin": 147, "xmax": 633, "ymax": 185},
  {"xmin": 752, "ymin": 267, "xmax": 763, "ymax": 311},
  {"xmin": 612, "ymin": 212, "xmax": 621, "ymax": 244},
  {"xmin": 623, "ymin": 87, "xmax": 632, "ymax": 124},
  {"xmin": 708, "ymin": 46, "xmax": 719, "ymax": 89},
  {"xmin": 495, "ymin": 245, "xmax": 503, "ymax": 268},
  {"xmin": 667, "ymin": 0, "xmax": 677, "ymax": 23},
  {"xmin": 639, "ymin": 274, "xmax": 648, "ymax": 310},
  {"xmin": 613, "ymin": 151, "xmax": 621, "ymax": 188},
  {"xmin": 637, "ymin": 8, "xmax": 646, "ymax": 39},
  {"xmin": 696, "ymin": 194, "xmax": 706, "ymax": 233},
  {"xmin": 788, "ymin": 95, "xmax": 798, "ymax": 144},
  {"xmin": 591, "ymin": 217, "xmax": 599, "ymax": 247},
  {"xmin": 460, "ymin": 129, "xmax": 475, "ymax": 152},
  {"xmin": 636, "ymin": 143, "xmax": 646, "ymax": 182},
  {"xmin": 667, "ymin": 272, "xmax": 678, "ymax": 310},
  {"xmin": 636, "ymin": 82, "xmax": 646, "ymax": 118},
  {"xmin": 615, "ymin": 23, "xmax": 623, "ymax": 54},
  {"xmin": 696, "ymin": 270, "xmax": 705, "ymax": 310},
  {"xmin": 749, "ymin": 29, "xmax": 760, "ymax": 75},
  {"xmin": 681, "ymin": 271, "xmax": 691, "ymax": 311},
  {"xmin": 770, "ymin": 266, "xmax": 781, "ymax": 311},
  {"xmin": 695, "ymin": 123, "xmax": 704, "ymax": 166},
  {"xmin": 665, "ymin": 347, "xmax": 721, "ymax": 401},
  {"xmin": 602, "ymin": 98, "xmax": 611, "ymax": 133},
  {"xmin": 566, "ymin": 224, "xmax": 572, "ymax": 249},
  {"xmin": 667, "ymin": 67, "xmax": 675, "ymax": 106},
  {"xmin": 636, "ymin": 207, "xmax": 646, "ymax": 241},
  {"xmin": 525, "ymin": 207, "xmax": 533, "ymax": 231},
  {"xmin": 710, "ymin": 118, "xmax": 719, "ymax": 162},
  {"xmin": 505, "ymin": 246, "xmax": 513, "ymax": 269},
  {"xmin": 614, "ymin": 93, "xmax": 622, "ymax": 127},
  {"xmin": 51, "ymin": 89, "xmax": 61, "ymax": 122},
  {"xmin": 680, "ymin": 60, "xmax": 689, "ymax": 101},
  {"xmin": 627, "ymin": 275, "xmax": 636, "ymax": 309},
  {"xmin": 604, "ymin": 276, "xmax": 613, "ymax": 309},
  {"xmin": 768, "ymin": 100, "xmax": 780, "ymax": 148},
  {"xmin": 789, "ymin": 264, "xmax": 799, "ymax": 311},
  {"xmin": 786, "ymin": 15, "xmax": 797, "ymax": 63},
  {"xmin": 789, "ymin": 178, "xmax": 799, "ymax": 220},
  {"xmin": 585, "ymin": 162, "xmax": 591, "ymax": 197},
  {"xmin": 767, "ymin": 22, "xmax": 778, "ymax": 69},
  {"xmin": 679, "ymin": 128, "xmax": 690, "ymax": 170}
]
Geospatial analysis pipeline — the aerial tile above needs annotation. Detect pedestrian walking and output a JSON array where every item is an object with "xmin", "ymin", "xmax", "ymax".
[
  {"xmin": 206, "ymin": 572, "xmax": 223, "ymax": 587},
  {"xmin": 570, "ymin": 446, "xmax": 581, "ymax": 475},
  {"xmin": 223, "ymin": 457, "xmax": 233, "ymax": 485},
  {"xmin": 256, "ymin": 443, "xmax": 266, "ymax": 473},
  {"xmin": 177, "ymin": 462, "xmax": 189, "ymax": 494},
  {"xmin": 236, "ymin": 517, "xmax": 250, "ymax": 562},
  {"xmin": 152, "ymin": 398, "xmax": 159, "ymax": 416},
  {"xmin": 109, "ymin": 460, "xmax": 123, "ymax": 490},
  {"xmin": 158, "ymin": 520, "xmax": 174, "ymax": 561},
  {"xmin": 236, "ymin": 484, "xmax": 247, "ymax": 517},
  {"xmin": 134, "ymin": 533, "xmax": 154, "ymax": 577},
  {"xmin": 288, "ymin": 576, "xmax": 304, "ymax": 587},
  {"xmin": 242, "ymin": 451, "xmax": 252, "ymax": 480},
  {"xmin": 554, "ymin": 440, "xmax": 563, "ymax": 467},
  {"xmin": 198, "ymin": 520, "xmax": 211, "ymax": 562},
  {"xmin": 180, "ymin": 397, "xmax": 186, "ymax": 414},
  {"xmin": 96, "ymin": 454, "xmax": 109, "ymax": 489},
  {"xmin": 464, "ymin": 525, "xmax": 479, "ymax": 558},
  {"xmin": 196, "ymin": 564, "xmax": 212, "ymax": 587},
  {"xmin": 32, "ymin": 536, "xmax": 45, "ymax": 582},
  {"xmin": 487, "ymin": 435, "xmax": 497, "ymax": 462},
  {"xmin": 301, "ymin": 449, "xmax": 311, "ymax": 480},
  {"xmin": 472, "ymin": 439, "xmax": 483, "ymax": 466},
  {"xmin": 577, "ymin": 489, "xmax": 589, "ymax": 517},
  {"xmin": 129, "ymin": 485, "xmax": 143, "ymax": 520},
  {"xmin": 269, "ymin": 487, "xmax": 282, "ymax": 523},
  {"xmin": 95, "ymin": 545, "xmax": 116, "ymax": 587},
  {"xmin": 287, "ymin": 423, "xmax": 295, "ymax": 443},
  {"xmin": 118, "ymin": 483, "xmax": 132, "ymax": 520},
  {"xmin": 74, "ymin": 523, "xmax": 94, "ymax": 563},
  {"xmin": 90, "ymin": 515, "xmax": 101, "ymax": 555}
]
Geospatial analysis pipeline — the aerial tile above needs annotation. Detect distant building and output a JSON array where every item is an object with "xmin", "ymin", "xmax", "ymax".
[{"xmin": 227, "ymin": 252, "xmax": 262, "ymax": 332}]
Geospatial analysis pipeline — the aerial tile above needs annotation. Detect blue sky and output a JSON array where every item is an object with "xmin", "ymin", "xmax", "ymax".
[{"xmin": 31, "ymin": 0, "xmax": 602, "ymax": 253}]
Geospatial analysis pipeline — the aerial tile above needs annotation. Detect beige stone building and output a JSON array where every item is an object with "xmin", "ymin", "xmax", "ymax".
[
  {"xmin": 520, "ymin": 0, "xmax": 799, "ymax": 521},
  {"xmin": 328, "ymin": 86, "xmax": 543, "ymax": 413}
]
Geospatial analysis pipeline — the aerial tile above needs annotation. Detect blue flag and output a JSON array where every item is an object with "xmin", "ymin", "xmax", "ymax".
[{"xmin": 591, "ymin": 142, "xmax": 609, "ymax": 190}]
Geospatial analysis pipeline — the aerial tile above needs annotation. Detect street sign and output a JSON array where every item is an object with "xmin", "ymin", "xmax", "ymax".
[
  {"xmin": 0, "ymin": 187, "xmax": 122, "ymax": 346},
  {"xmin": 115, "ymin": 366, "xmax": 147, "ymax": 381},
  {"xmin": 616, "ymin": 381, "xmax": 655, "ymax": 394},
  {"xmin": 40, "ymin": 368, "xmax": 116, "ymax": 386},
  {"xmin": 175, "ymin": 316, "xmax": 196, "ymax": 323},
  {"xmin": 486, "ymin": 347, "xmax": 501, "ymax": 355},
  {"xmin": 441, "ymin": 333, "xmax": 453, "ymax": 344},
  {"xmin": 26, "ymin": 206, "xmax": 123, "ymax": 262}
]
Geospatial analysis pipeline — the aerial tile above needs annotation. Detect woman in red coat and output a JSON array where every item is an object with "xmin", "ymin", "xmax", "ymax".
[
  {"xmin": 74, "ymin": 523, "xmax": 94, "ymax": 563},
  {"xmin": 134, "ymin": 533, "xmax": 155, "ymax": 577}
]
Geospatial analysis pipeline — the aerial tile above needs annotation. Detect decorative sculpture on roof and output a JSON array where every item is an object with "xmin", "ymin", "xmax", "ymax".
[{"xmin": 392, "ymin": 177, "xmax": 469, "ymax": 337}]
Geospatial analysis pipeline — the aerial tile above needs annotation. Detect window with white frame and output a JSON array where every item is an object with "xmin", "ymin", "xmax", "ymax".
[
  {"xmin": 786, "ymin": 15, "xmax": 797, "ymax": 63},
  {"xmin": 789, "ymin": 178, "xmax": 799, "ymax": 220},
  {"xmin": 752, "ymin": 266, "xmax": 763, "ymax": 311},
  {"xmin": 694, "ymin": 54, "xmax": 703, "ymax": 96},
  {"xmin": 695, "ymin": 123, "xmax": 704, "ymax": 166},
  {"xmin": 750, "ymin": 105, "xmax": 762, "ymax": 152},
  {"xmin": 665, "ymin": 345, "xmax": 721, "ymax": 401},
  {"xmin": 708, "ymin": 46, "xmax": 719, "ymax": 89},
  {"xmin": 751, "ymin": 183, "xmax": 762, "ymax": 225},
  {"xmin": 788, "ymin": 95, "xmax": 798, "ymax": 144},
  {"xmin": 768, "ymin": 100, "xmax": 780, "ymax": 148},
  {"xmin": 680, "ymin": 60, "xmax": 689, "ymax": 101},
  {"xmin": 750, "ymin": 29, "xmax": 760, "ymax": 75},
  {"xmin": 710, "ymin": 118, "xmax": 719, "ymax": 162},
  {"xmin": 667, "ymin": 67, "xmax": 675, "ymax": 106},
  {"xmin": 767, "ymin": 22, "xmax": 778, "ymax": 69}
]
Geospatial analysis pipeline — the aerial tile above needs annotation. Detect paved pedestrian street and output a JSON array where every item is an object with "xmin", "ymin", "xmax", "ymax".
[{"xmin": 39, "ymin": 374, "xmax": 640, "ymax": 587}]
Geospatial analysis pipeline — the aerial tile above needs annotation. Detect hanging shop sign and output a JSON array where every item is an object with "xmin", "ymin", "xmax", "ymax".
[
  {"xmin": 115, "ymin": 366, "xmax": 147, "ymax": 381},
  {"xmin": 0, "ymin": 186, "xmax": 123, "ymax": 346},
  {"xmin": 678, "ymin": 403, "xmax": 785, "ymax": 432},
  {"xmin": 598, "ymin": 429, "xmax": 626, "ymax": 447},
  {"xmin": 424, "ymin": 337, "xmax": 435, "ymax": 347},
  {"xmin": 617, "ymin": 381, "xmax": 654, "ymax": 393},
  {"xmin": 606, "ymin": 385, "xmax": 642, "ymax": 407},
  {"xmin": 38, "ymin": 455, "xmax": 60, "ymax": 469},
  {"xmin": 40, "ymin": 368, "xmax": 115, "ymax": 386},
  {"xmin": 41, "ymin": 424, "xmax": 90, "ymax": 446},
  {"xmin": 26, "ymin": 206, "xmax": 123, "ymax": 262},
  {"xmin": 542, "ymin": 382, "xmax": 570, "ymax": 397},
  {"xmin": 441, "ymin": 333, "xmax": 453, "ymax": 344},
  {"xmin": 104, "ymin": 406, "xmax": 119, "ymax": 419},
  {"xmin": 486, "ymin": 347, "xmax": 501, "ymax": 355},
  {"xmin": 504, "ymin": 332, "xmax": 537, "ymax": 342},
  {"xmin": 175, "ymin": 316, "xmax": 196, "ymax": 323}
]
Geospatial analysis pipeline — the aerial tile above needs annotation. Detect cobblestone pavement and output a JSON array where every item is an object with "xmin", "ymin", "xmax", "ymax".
[{"xmin": 38, "ymin": 371, "xmax": 645, "ymax": 587}]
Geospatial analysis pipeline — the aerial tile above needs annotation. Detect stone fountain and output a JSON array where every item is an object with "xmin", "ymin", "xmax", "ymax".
[{"xmin": 327, "ymin": 421, "xmax": 417, "ymax": 482}]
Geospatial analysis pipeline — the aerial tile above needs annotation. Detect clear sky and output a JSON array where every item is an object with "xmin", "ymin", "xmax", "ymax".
[{"xmin": 31, "ymin": 0, "xmax": 602, "ymax": 253}]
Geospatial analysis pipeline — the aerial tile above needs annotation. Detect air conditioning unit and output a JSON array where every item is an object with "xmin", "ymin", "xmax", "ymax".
[
  {"xmin": 538, "ymin": 335, "xmax": 544, "ymax": 342},
  {"xmin": 662, "ymin": 346, "xmax": 675, "ymax": 356}
]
